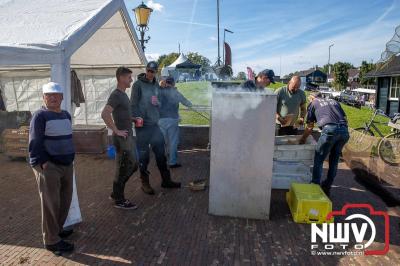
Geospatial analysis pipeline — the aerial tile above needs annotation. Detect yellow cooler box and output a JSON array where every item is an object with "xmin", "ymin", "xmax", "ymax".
[{"xmin": 286, "ymin": 183, "xmax": 333, "ymax": 224}]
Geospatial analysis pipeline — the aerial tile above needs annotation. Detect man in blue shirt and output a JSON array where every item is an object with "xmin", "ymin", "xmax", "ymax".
[
  {"xmin": 29, "ymin": 82, "xmax": 75, "ymax": 254},
  {"xmin": 299, "ymin": 92, "xmax": 349, "ymax": 196},
  {"xmin": 158, "ymin": 77, "xmax": 193, "ymax": 168}
]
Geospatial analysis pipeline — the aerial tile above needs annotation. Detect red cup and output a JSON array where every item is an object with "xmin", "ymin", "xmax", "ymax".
[
  {"xmin": 151, "ymin": 95, "xmax": 159, "ymax": 106},
  {"xmin": 134, "ymin": 117, "xmax": 143, "ymax": 127}
]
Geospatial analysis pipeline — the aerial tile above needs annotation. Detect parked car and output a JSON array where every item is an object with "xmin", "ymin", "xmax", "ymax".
[
  {"xmin": 304, "ymin": 82, "xmax": 319, "ymax": 91},
  {"xmin": 335, "ymin": 90, "xmax": 361, "ymax": 108}
]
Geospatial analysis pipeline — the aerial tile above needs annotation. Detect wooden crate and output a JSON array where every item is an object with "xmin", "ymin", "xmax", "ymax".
[
  {"xmin": 73, "ymin": 125, "xmax": 107, "ymax": 154},
  {"xmin": 2, "ymin": 126, "xmax": 29, "ymax": 158}
]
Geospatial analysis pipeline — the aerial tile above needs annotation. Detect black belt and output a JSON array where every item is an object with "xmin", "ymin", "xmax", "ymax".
[{"xmin": 322, "ymin": 123, "xmax": 348, "ymax": 128}]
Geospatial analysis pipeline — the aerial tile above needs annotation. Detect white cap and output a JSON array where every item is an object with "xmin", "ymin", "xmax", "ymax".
[{"xmin": 42, "ymin": 82, "xmax": 63, "ymax": 94}]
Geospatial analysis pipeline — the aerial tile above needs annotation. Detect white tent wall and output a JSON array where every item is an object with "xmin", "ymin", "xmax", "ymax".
[
  {"xmin": 0, "ymin": 67, "xmax": 143, "ymax": 125},
  {"xmin": 0, "ymin": 0, "xmax": 147, "ymax": 113},
  {"xmin": 71, "ymin": 11, "xmax": 143, "ymax": 67}
]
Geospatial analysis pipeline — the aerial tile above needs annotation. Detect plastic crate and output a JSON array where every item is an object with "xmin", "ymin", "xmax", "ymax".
[{"xmin": 286, "ymin": 183, "xmax": 333, "ymax": 224}]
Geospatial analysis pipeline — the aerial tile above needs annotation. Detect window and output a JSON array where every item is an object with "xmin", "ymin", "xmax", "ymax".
[{"xmin": 389, "ymin": 76, "xmax": 400, "ymax": 100}]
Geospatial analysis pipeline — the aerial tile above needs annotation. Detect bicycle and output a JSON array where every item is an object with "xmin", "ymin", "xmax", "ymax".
[{"xmin": 351, "ymin": 108, "xmax": 400, "ymax": 165}]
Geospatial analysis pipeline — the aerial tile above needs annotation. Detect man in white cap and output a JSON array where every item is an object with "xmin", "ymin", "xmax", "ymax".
[{"xmin": 29, "ymin": 82, "xmax": 75, "ymax": 254}]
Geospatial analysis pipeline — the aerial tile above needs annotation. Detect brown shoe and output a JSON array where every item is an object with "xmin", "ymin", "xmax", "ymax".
[
  {"xmin": 141, "ymin": 182, "xmax": 155, "ymax": 195},
  {"xmin": 140, "ymin": 173, "xmax": 155, "ymax": 195}
]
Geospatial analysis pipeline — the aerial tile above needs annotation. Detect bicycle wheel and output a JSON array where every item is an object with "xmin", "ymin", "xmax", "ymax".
[
  {"xmin": 378, "ymin": 132, "xmax": 400, "ymax": 166},
  {"xmin": 346, "ymin": 128, "xmax": 375, "ymax": 153}
]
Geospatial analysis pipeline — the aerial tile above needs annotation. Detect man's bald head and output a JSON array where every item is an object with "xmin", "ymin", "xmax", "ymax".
[{"xmin": 288, "ymin": 76, "xmax": 301, "ymax": 93}]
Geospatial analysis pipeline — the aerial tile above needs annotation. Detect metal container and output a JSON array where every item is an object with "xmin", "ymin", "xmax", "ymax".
[{"xmin": 209, "ymin": 90, "xmax": 277, "ymax": 220}]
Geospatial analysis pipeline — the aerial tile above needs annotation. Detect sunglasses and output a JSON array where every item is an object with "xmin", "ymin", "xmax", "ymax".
[{"xmin": 146, "ymin": 69, "xmax": 155, "ymax": 74}]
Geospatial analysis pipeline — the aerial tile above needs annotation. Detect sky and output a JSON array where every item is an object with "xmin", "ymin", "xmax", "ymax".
[{"xmin": 125, "ymin": 0, "xmax": 400, "ymax": 76}]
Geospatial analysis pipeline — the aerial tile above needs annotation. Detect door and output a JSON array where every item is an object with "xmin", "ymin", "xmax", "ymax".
[{"xmin": 377, "ymin": 78, "xmax": 390, "ymax": 114}]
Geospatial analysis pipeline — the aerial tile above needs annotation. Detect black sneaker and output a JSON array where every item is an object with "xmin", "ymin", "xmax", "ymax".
[
  {"xmin": 169, "ymin": 163, "xmax": 182, "ymax": 168},
  {"xmin": 114, "ymin": 199, "xmax": 138, "ymax": 210},
  {"xmin": 321, "ymin": 186, "xmax": 331, "ymax": 197},
  {"xmin": 59, "ymin": 229, "xmax": 73, "ymax": 239},
  {"xmin": 161, "ymin": 180, "xmax": 181, "ymax": 188},
  {"xmin": 45, "ymin": 240, "xmax": 74, "ymax": 254}
]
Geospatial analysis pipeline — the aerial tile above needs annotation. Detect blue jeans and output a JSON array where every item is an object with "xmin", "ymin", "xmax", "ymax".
[
  {"xmin": 312, "ymin": 124, "xmax": 350, "ymax": 188},
  {"xmin": 158, "ymin": 118, "xmax": 180, "ymax": 165}
]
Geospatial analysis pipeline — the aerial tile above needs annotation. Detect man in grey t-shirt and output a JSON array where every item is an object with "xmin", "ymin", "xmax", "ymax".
[
  {"xmin": 275, "ymin": 76, "xmax": 306, "ymax": 135},
  {"xmin": 102, "ymin": 67, "xmax": 138, "ymax": 210}
]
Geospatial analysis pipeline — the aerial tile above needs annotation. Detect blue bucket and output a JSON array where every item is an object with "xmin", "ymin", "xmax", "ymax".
[{"xmin": 107, "ymin": 145, "xmax": 116, "ymax": 159}]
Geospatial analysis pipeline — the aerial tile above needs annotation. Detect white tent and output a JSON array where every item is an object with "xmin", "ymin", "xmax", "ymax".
[
  {"xmin": 352, "ymin": 88, "xmax": 376, "ymax": 94},
  {"xmin": 161, "ymin": 53, "xmax": 201, "ymax": 78},
  {"xmin": 0, "ymin": 0, "xmax": 147, "ymax": 123},
  {"xmin": 161, "ymin": 54, "xmax": 188, "ymax": 76}
]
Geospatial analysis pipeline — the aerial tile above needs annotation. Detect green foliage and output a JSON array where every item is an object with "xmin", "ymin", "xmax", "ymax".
[
  {"xmin": 157, "ymin": 53, "xmax": 179, "ymax": 69},
  {"xmin": 359, "ymin": 60, "xmax": 376, "ymax": 85},
  {"xmin": 321, "ymin": 64, "xmax": 329, "ymax": 74},
  {"xmin": 333, "ymin": 62, "xmax": 351, "ymax": 90},
  {"xmin": 186, "ymin": 52, "xmax": 211, "ymax": 68},
  {"xmin": 235, "ymin": 71, "xmax": 247, "ymax": 80}
]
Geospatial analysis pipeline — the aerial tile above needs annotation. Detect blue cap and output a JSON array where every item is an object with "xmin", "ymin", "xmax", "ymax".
[
  {"xmin": 165, "ymin": 76, "xmax": 175, "ymax": 85},
  {"xmin": 257, "ymin": 69, "xmax": 275, "ymax": 83},
  {"xmin": 146, "ymin": 61, "xmax": 158, "ymax": 71}
]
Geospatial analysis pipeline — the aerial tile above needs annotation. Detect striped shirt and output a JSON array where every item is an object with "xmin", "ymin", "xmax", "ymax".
[{"xmin": 29, "ymin": 107, "xmax": 75, "ymax": 167}]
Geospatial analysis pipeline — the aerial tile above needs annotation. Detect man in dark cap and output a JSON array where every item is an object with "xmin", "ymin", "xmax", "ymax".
[
  {"xmin": 130, "ymin": 61, "xmax": 181, "ymax": 195},
  {"xmin": 299, "ymin": 91, "xmax": 349, "ymax": 197},
  {"xmin": 241, "ymin": 69, "xmax": 275, "ymax": 91}
]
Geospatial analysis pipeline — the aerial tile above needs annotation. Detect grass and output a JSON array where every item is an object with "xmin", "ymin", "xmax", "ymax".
[
  {"xmin": 340, "ymin": 105, "xmax": 391, "ymax": 135},
  {"xmin": 175, "ymin": 81, "xmax": 393, "ymax": 134},
  {"xmin": 267, "ymin": 82, "xmax": 286, "ymax": 91},
  {"xmin": 176, "ymin": 81, "xmax": 211, "ymax": 125}
]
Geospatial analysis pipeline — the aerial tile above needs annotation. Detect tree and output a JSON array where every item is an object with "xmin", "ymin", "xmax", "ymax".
[
  {"xmin": 321, "ymin": 64, "xmax": 329, "ymax": 74},
  {"xmin": 235, "ymin": 71, "xmax": 246, "ymax": 80},
  {"xmin": 359, "ymin": 60, "xmax": 376, "ymax": 85},
  {"xmin": 157, "ymin": 53, "xmax": 179, "ymax": 69},
  {"xmin": 187, "ymin": 52, "xmax": 211, "ymax": 68},
  {"xmin": 322, "ymin": 62, "xmax": 354, "ymax": 75},
  {"xmin": 333, "ymin": 62, "xmax": 351, "ymax": 90}
]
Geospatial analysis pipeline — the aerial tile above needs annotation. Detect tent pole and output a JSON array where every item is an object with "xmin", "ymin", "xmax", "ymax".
[{"xmin": 51, "ymin": 58, "xmax": 71, "ymax": 113}]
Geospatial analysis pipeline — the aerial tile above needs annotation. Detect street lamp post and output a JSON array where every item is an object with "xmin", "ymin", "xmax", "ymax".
[
  {"xmin": 133, "ymin": 1, "xmax": 153, "ymax": 52},
  {"xmin": 328, "ymin": 43, "xmax": 334, "ymax": 75}
]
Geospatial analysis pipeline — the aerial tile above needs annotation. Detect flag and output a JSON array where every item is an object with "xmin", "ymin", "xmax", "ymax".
[
  {"xmin": 224, "ymin": 42, "xmax": 232, "ymax": 67},
  {"xmin": 247, "ymin": 67, "xmax": 254, "ymax": 80}
]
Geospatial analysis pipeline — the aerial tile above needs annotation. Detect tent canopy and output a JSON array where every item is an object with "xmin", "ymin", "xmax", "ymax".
[
  {"xmin": 167, "ymin": 54, "xmax": 201, "ymax": 69},
  {"xmin": 0, "ymin": 0, "xmax": 147, "ymax": 111},
  {"xmin": 0, "ymin": 0, "xmax": 146, "ymax": 66}
]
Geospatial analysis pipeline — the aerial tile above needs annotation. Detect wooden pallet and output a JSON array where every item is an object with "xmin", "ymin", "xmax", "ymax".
[{"xmin": 2, "ymin": 126, "xmax": 29, "ymax": 158}]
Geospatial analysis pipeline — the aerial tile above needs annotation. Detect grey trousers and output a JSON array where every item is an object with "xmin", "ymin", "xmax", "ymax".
[{"xmin": 33, "ymin": 162, "xmax": 73, "ymax": 245}]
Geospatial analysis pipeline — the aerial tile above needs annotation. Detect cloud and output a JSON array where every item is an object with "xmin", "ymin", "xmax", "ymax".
[
  {"xmin": 234, "ymin": 20, "xmax": 398, "ymax": 76},
  {"xmin": 209, "ymin": 36, "xmax": 217, "ymax": 41},
  {"xmin": 374, "ymin": 0, "xmax": 396, "ymax": 23},
  {"xmin": 164, "ymin": 19, "xmax": 215, "ymax": 28},
  {"xmin": 145, "ymin": 53, "xmax": 160, "ymax": 61},
  {"xmin": 146, "ymin": 0, "xmax": 163, "ymax": 12}
]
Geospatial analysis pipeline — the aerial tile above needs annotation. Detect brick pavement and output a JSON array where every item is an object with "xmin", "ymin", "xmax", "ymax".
[{"xmin": 0, "ymin": 150, "xmax": 399, "ymax": 265}]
